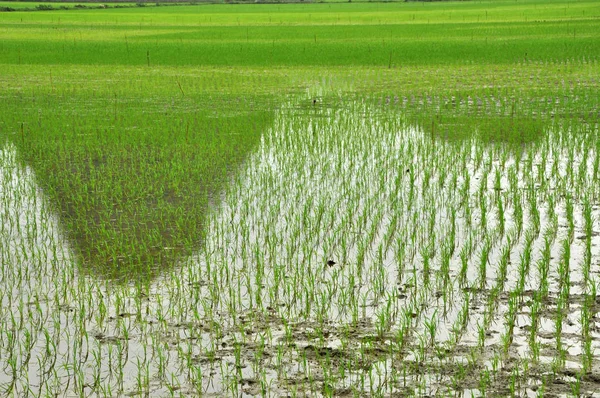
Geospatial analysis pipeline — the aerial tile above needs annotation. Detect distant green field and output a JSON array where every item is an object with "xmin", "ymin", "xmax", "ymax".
[
  {"xmin": 0, "ymin": 1, "xmax": 139, "ymax": 9},
  {"xmin": 1, "ymin": 0, "xmax": 600, "ymax": 396},
  {"xmin": 1, "ymin": 1, "xmax": 599, "ymax": 66}
]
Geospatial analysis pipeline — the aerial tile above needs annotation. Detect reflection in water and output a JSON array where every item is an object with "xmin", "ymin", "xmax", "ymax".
[
  {"xmin": 11, "ymin": 111, "xmax": 273, "ymax": 282},
  {"xmin": 415, "ymin": 114, "xmax": 547, "ymax": 146},
  {"xmin": 2, "ymin": 101, "xmax": 598, "ymax": 396}
]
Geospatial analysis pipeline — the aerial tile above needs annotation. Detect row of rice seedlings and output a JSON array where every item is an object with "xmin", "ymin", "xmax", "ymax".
[
  {"xmin": 2, "ymin": 83, "xmax": 600, "ymax": 395},
  {"xmin": 172, "ymin": 100, "xmax": 596, "ymax": 394}
]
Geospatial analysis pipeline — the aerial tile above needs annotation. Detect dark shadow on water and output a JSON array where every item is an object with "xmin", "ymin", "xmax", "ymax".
[
  {"xmin": 11, "ymin": 99, "xmax": 273, "ymax": 284},
  {"xmin": 414, "ymin": 114, "xmax": 548, "ymax": 148}
]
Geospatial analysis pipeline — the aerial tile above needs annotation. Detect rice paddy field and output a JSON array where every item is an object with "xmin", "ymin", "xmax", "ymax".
[
  {"xmin": 1, "ymin": 3, "xmax": 131, "ymax": 10},
  {"xmin": 1, "ymin": 0, "xmax": 600, "ymax": 396}
]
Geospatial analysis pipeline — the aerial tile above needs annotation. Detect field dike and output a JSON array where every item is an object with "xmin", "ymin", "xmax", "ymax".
[{"xmin": 1, "ymin": 100, "xmax": 600, "ymax": 396}]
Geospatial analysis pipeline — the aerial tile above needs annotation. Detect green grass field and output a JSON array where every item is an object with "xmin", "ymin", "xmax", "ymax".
[{"xmin": 1, "ymin": 0, "xmax": 600, "ymax": 396}]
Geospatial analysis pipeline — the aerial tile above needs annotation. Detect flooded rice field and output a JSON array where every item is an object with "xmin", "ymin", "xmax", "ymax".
[{"xmin": 1, "ymin": 101, "xmax": 600, "ymax": 397}]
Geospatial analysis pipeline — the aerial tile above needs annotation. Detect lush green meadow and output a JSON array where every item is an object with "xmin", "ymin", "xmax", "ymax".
[{"xmin": 1, "ymin": 0, "xmax": 600, "ymax": 396}]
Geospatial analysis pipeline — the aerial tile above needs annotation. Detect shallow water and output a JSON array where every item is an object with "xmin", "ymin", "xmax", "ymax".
[{"xmin": 1, "ymin": 103, "xmax": 600, "ymax": 396}]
